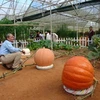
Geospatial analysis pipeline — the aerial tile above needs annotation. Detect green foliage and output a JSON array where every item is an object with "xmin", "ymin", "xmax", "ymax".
[
  {"xmin": 0, "ymin": 18, "xmax": 14, "ymax": 40},
  {"xmin": 26, "ymin": 40, "xmax": 80, "ymax": 51},
  {"xmin": 95, "ymin": 28, "xmax": 100, "ymax": 35},
  {"xmin": 15, "ymin": 25, "xmax": 30, "ymax": 40},
  {"xmin": 56, "ymin": 24, "xmax": 77, "ymax": 38},
  {"xmin": 87, "ymin": 35, "xmax": 100, "ymax": 60},
  {"xmin": 0, "ymin": 18, "xmax": 30, "ymax": 40},
  {"xmin": 27, "ymin": 40, "xmax": 51, "ymax": 50},
  {"xmin": 0, "ymin": 18, "xmax": 13, "ymax": 24}
]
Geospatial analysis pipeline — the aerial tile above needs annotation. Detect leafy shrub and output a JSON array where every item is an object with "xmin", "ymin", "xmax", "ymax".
[
  {"xmin": 87, "ymin": 35, "xmax": 100, "ymax": 60},
  {"xmin": 56, "ymin": 24, "xmax": 77, "ymax": 38},
  {"xmin": 26, "ymin": 40, "xmax": 79, "ymax": 51}
]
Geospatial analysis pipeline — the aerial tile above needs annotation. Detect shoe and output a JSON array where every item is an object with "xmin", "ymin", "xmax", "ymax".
[{"xmin": 2, "ymin": 64, "xmax": 11, "ymax": 70}]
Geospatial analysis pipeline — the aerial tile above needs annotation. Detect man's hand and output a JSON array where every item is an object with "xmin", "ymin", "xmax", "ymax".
[{"xmin": 21, "ymin": 50, "xmax": 25, "ymax": 54}]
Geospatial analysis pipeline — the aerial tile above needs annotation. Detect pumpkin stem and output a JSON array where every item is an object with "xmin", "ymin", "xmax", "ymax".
[
  {"xmin": 43, "ymin": 47, "xmax": 45, "ymax": 49},
  {"xmin": 75, "ymin": 77, "xmax": 98, "ymax": 100}
]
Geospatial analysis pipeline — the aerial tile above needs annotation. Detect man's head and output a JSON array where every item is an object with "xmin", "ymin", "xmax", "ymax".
[
  {"xmin": 89, "ymin": 26, "xmax": 93, "ymax": 31},
  {"xmin": 6, "ymin": 33, "xmax": 15, "ymax": 42},
  {"xmin": 36, "ymin": 31, "xmax": 40, "ymax": 34},
  {"xmin": 47, "ymin": 30, "xmax": 51, "ymax": 34}
]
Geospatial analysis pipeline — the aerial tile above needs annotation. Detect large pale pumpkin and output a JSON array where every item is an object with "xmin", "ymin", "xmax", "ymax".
[
  {"xmin": 62, "ymin": 56, "xmax": 94, "ymax": 90},
  {"xmin": 34, "ymin": 48, "xmax": 54, "ymax": 66}
]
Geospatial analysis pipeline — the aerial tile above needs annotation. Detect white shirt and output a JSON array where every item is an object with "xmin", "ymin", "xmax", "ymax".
[
  {"xmin": 52, "ymin": 33, "xmax": 58, "ymax": 39},
  {"xmin": 46, "ymin": 33, "xmax": 52, "ymax": 40},
  {"xmin": 39, "ymin": 33, "xmax": 45, "ymax": 40}
]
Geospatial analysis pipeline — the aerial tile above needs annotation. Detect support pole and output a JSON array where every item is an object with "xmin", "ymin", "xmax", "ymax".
[
  {"xmin": 42, "ymin": 2, "xmax": 45, "ymax": 35},
  {"xmin": 50, "ymin": 0, "xmax": 53, "ymax": 50},
  {"xmin": 13, "ymin": 0, "xmax": 16, "ymax": 38},
  {"xmin": 76, "ymin": 17, "xmax": 79, "ymax": 41}
]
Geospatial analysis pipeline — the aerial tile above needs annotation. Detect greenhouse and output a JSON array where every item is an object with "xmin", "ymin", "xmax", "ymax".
[
  {"xmin": 0, "ymin": 0, "xmax": 100, "ymax": 36},
  {"xmin": 0, "ymin": 0, "xmax": 100, "ymax": 100}
]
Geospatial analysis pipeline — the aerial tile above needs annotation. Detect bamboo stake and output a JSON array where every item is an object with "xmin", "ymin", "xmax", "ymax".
[
  {"xmin": 25, "ymin": 63, "xmax": 36, "ymax": 67},
  {"xmin": 0, "ymin": 52, "xmax": 35, "ymax": 79},
  {"xmin": 75, "ymin": 77, "xmax": 98, "ymax": 100},
  {"xmin": 0, "ymin": 66, "xmax": 22, "ymax": 79}
]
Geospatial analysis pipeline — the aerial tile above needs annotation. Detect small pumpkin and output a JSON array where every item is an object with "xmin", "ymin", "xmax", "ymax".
[
  {"xmin": 34, "ymin": 47, "xmax": 54, "ymax": 67},
  {"xmin": 62, "ymin": 56, "xmax": 94, "ymax": 90}
]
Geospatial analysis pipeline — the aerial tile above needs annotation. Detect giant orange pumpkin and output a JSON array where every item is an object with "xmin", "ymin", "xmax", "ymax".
[
  {"xmin": 62, "ymin": 56, "xmax": 94, "ymax": 90},
  {"xmin": 34, "ymin": 48, "xmax": 54, "ymax": 67}
]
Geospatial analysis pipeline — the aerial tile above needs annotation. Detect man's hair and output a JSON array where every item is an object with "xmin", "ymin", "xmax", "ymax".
[
  {"xmin": 47, "ymin": 30, "xmax": 51, "ymax": 33},
  {"xmin": 5, "ymin": 33, "xmax": 12, "ymax": 39},
  {"xmin": 89, "ymin": 26, "xmax": 93, "ymax": 28}
]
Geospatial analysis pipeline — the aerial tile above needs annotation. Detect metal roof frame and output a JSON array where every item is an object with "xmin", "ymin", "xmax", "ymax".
[{"xmin": 0, "ymin": 0, "xmax": 100, "ymax": 31}]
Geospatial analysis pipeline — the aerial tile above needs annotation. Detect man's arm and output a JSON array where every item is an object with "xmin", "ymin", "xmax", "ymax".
[{"xmin": 5, "ymin": 41, "xmax": 21, "ymax": 53}]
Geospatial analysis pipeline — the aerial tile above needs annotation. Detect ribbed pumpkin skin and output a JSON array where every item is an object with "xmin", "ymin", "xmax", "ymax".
[
  {"xmin": 34, "ymin": 48, "xmax": 54, "ymax": 66},
  {"xmin": 62, "ymin": 56, "xmax": 94, "ymax": 90}
]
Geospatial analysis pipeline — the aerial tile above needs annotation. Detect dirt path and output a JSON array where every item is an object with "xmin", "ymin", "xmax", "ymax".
[{"xmin": 0, "ymin": 50, "xmax": 100, "ymax": 100}]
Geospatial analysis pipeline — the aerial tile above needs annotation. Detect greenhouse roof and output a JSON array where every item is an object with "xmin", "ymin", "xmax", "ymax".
[{"xmin": 0, "ymin": 0, "xmax": 100, "ymax": 30}]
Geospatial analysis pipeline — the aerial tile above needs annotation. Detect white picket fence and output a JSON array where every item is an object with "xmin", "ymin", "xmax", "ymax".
[
  {"xmin": 0, "ymin": 37, "xmax": 92, "ymax": 48},
  {"xmin": 13, "ymin": 40, "xmax": 28, "ymax": 48},
  {"xmin": 57, "ymin": 37, "xmax": 92, "ymax": 47}
]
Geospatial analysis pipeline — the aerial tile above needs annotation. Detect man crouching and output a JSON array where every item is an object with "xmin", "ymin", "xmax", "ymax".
[{"xmin": 0, "ymin": 33, "xmax": 25, "ymax": 70}]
